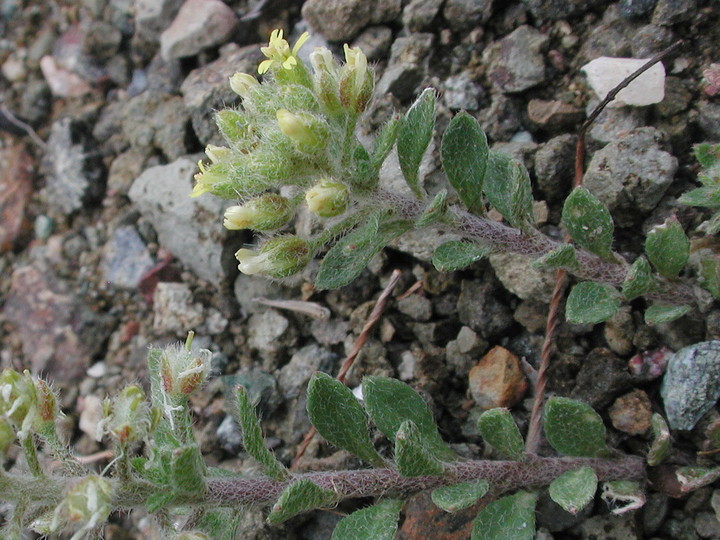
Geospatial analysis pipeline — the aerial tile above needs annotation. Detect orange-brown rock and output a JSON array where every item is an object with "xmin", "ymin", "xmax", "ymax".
[{"xmin": 468, "ymin": 346, "xmax": 528, "ymax": 410}]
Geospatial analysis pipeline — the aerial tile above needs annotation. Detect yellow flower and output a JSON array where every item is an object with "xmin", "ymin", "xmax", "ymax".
[
  {"xmin": 258, "ymin": 29, "xmax": 310, "ymax": 74},
  {"xmin": 191, "ymin": 161, "xmax": 213, "ymax": 197}
]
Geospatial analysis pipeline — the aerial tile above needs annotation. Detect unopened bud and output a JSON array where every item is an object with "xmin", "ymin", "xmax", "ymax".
[
  {"xmin": 204, "ymin": 144, "xmax": 231, "ymax": 164},
  {"xmin": 236, "ymin": 236, "xmax": 311, "ymax": 278},
  {"xmin": 0, "ymin": 369, "xmax": 37, "ymax": 427},
  {"xmin": 339, "ymin": 45, "xmax": 373, "ymax": 113},
  {"xmin": 104, "ymin": 385, "xmax": 152, "ymax": 444},
  {"xmin": 223, "ymin": 194, "xmax": 293, "ymax": 231},
  {"xmin": 276, "ymin": 109, "xmax": 328, "ymax": 150},
  {"xmin": 0, "ymin": 417, "xmax": 14, "ymax": 452},
  {"xmin": 305, "ymin": 179, "xmax": 349, "ymax": 218},
  {"xmin": 34, "ymin": 378, "xmax": 58, "ymax": 424},
  {"xmin": 229, "ymin": 72, "xmax": 259, "ymax": 99},
  {"xmin": 159, "ymin": 344, "xmax": 212, "ymax": 398},
  {"xmin": 62, "ymin": 475, "xmax": 112, "ymax": 530}
]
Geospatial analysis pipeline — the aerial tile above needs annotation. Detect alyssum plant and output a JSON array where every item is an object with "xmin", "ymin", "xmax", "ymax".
[{"xmin": 1, "ymin": 30, "xmax": 718, "ymax": 539}]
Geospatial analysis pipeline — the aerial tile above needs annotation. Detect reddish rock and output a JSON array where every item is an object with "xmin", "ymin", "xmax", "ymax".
[
  {"xmin": 468, "ymin": 346, "xmax": 528, "ymax": 410},
  {"xmin": 528, "ymin": 99, "xmax": 584, "ymax": 130},
  {"xmin": 0, "ymin": 144, "xmax": 33, "ymax": 253},
  {"xmin": 398, "ymin": 491, "xmax": 476, "ymax": 540},
  {"xmin": 609, "ymin": 389, "xmax": 653, "ymax": 436}
]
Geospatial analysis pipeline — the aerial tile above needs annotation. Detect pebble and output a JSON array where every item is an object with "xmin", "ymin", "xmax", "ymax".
[
  {"xmin": 152, "ymin": 282, "xmax": 205, "ymax": 335},
  {"xmin": 78, "ymin": 394, "xmax": 104, "ymax": 441},
  {"xmin": 696, "ymin": 101, "xmax": 720, "ymax": 140},
  {"xmin": 397, "ymin": 294, "xmax": 432, "ymax": 322},
  {"xmin": 609, "ymin": 389, "xmax": 653, "ymax": 435},
  {"xmin": 652, "ymin": 0, "xmax": 697, "ymax": 25},
  {"xmin": 443, "ymin": 71, "xmax": 483, "ymax": 111},
  {"xmin": 39, "ymin": 55, "xmax": 92, "ymax": 97},
  {"xmin": 575, "ymin": 513, "xmax": 641, "ymax": 539},
  {"xmin": 534, "ymin": 134, "xmax": 576, "ymax": 203},
  {"xmin": 527, "ymin": 99, "xmax": 583, "ymax": 131},
  {"xmin": 468, "ymin": 345, "xmax": 528, "ymax": 410},
  {"xmin": 631, "ymin": 24, "xmax": 675, "ymax": 58},
  {"xmin": 399, "ymin": 491, "xmax": 474, "ymax": 539},
  {"xmin": 489, "ymin": 252, "xmax": 556, "ymax": 303},
  {"xmin": 571, "ymin": 348, "xmax": 634, "ymax": 409},
  {"xmin": 350, "ymin": 26, "xmax": 393, "ymax": 61},
  {"xmin": 135, "ymin": 0, "xmax": 184, "ymax": 39},
  {"xmin": 375, "ymin": 33, "xmax": 434, "ymax": 101},
  {"xmin": 457, "ymin": 279, "xmax": 514, "ymax": 339},
  {"xmin": 604, "ymin": 307, "xmax": 635, "ymax": 356},
  {"xmin": 582, "ymin": 57, "xmax": 666, "ymax": 108},
  {"xmin": 247, "ymin": 310, "xmax": 295, "ymax": 364},
  {"xmin": 222, "ymin": 369, "xmax": 281, "ymax": 416},
  {"xmin": 160, "ymin": 0, "xmax": 238, "ymax": 60},
  {"xmin": 485, "ymin": 25, "xmax": 549, "ymax": 94},
  {"xmin": 402, "ymin": 0, "xmax": 443, "ymax": 32},
  {"xmin": 102, "ymin": 226, "xmax": 155, "ymax": 289},
  {"xmin": 0, "ymin": 145, "xmax": 33, "ymax": 254},
  {"xmin": 302, "ymin": 0, "xmax": 400, "ymax": 42},
  {"xmin": 277, "ymin": 343, "xmax": 336, "ymax": 400},
  {"xmin": 583, "ymin": 127, "xmax": 678, "ymax": 227},
  {"xmin": 121, "ymin": 91, "xmax": 190, "ymax": 160},
  {"xmin": 443, "ymin": 0, "xmax": 494, "ymax": 31},
  {"xmin": 216, "ymin": 414, "xmax": 243, "ymax": 454}
]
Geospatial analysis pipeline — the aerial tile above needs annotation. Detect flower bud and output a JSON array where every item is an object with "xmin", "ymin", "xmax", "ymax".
[
  {"xmin": 223, "ymin": 194, "xmax": 293, "ymax": 231},
  {"xmin": 33, "ymin": 378, "xmax": 58, "ymax": 425},
  {"xmin": 204, "ymin": 144, "xmax": 231, "ymax": 164},
  {"xmin": 103, "ymin": 385, "xmax": 152, "ymax": 444},
  {"xmin": 305, "ymin": 179, "xmax": 349, "ymax": 218},
  {"xmin": 339, "ymin": 45, "xmax": 373, "ymax": 113},
  {"xmin": 61, "ymin": 475, "xmax": 112, "ymax": 530},
  {"xmin": 235, "ymin": 236, "xmax": 311, "ymax": 278},
  {"xmin": 229, "ymin": 72, "xmax": 259, "ymax": 99},
  {"xmin": 0, "ymin": 417, "xmax": 14, "ymax": 452},
  {"xmin": 0, "ymin": 369, "xmax": 36, "ymax": 427},
  {"xmin": 159, "ymin": 343, "xmax": 212, "ymax": 398},
  {"xmin": 276, "ymin": 109, "xmax": 328, "ymax": 151},
  {"xmin": 215, "ymin": 109, "xmax": 250, "ymax": 144}
]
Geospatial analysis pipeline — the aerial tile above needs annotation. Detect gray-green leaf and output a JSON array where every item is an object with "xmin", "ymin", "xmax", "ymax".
[
  {"xmin": 532, "ymin": 244, "xmax": 580, "ymax": 271},
  {"xmin": 647, "ymin": 414, "xmax": 670, "ymax": 466},
  {"xmin": 395, "ymin": 419, "xmax": 445, "ymax": 477},
  {"xmin": 484, "ymin": 151, "xmax": 535, "ymax": 231},
  {"xmin": 170, "ymin": 445, "xmax": 206, "ymax": 495},
  {"xmin": 622, "ymin": 256, "xmax": 655, "ymax": 300},
  {"xmin": 431, "ymin": 480, "xmax": 490, "ymax": 513},
  {"xmin": 645, "ymin": 218, "xmax": 690, "ymax": 279},
  {"xmin": 363, "ymin": 376, "xmax": 456, "ymax": 461},
  {"xmin": 371, "ymin": 115, "xmax": 402, "ymax": 173},
  {"xmin": 331, "ymin": 499, "xmax": 403, "ymax": 540},
  {"xmin": 432, "ymin": 241, "xmax": 490, "ymax": 272},
  {"xmin": 267, "ymin": 479, "xmax": 338, "ymax": 525},
  {"xmin": 477, "ymin": 408, "xmax": 524, "ymax": 460},
  {"xmin": 644, "ymin": 304, "xmax": 691, "ymax": 325},
  {"xmin": 562, "ymin": 186, "xmax": 615, "ymax": 260},
  {"xmin": 565, "ymin": 282, "xmax": 620, "ymax": 325},
  {"xmin": 544, "ymin": 397, "xmax": 609, "ymax": 457},
  {"xmin": 415, "ymin": 189, "xmax": 448, "ymax": 228},
  {"xmin": 700, "ymin": 257, "xmax": 720, "ymax": 298},
  {"xmin": 471, "ymin": 491, "xmax": 538, "ymax": 540},
  {"xmin": 397, "ymin": 89, "xmax": 435, "ymax": 197},
  {"xmin": 548, "ymin": 466, "xmax": 597, "ymax": 514},
  {"xmin": 307, "ymin": 373, "xmax": 384, "ymax": 467},
  {"xmin": 441, "ymin": 111, "xmax": 488, "ymax": 214}
]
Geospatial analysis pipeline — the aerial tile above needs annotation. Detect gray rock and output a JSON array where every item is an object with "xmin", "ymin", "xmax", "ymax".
[
  {"xmin": 485, "ymin": 25, "xmax": 548, "ymax": 94},
  {"xmin": 534, "ymin": 134, "xmax": 576, "ymax": 202},
  {"xmin": 619, "ymin": 0, "xmax": 658, "ymax": 18},
  {"xmin": 586, "ymin": 102, "xmax": 646, "ymax": 146},
  {"xmin": 247, "ymin": 310, "xmax": 296, "ymax": 366},
  {"xmin": 233, "ymin": 274, "xmax": 300, "ymax": 318},
  {"xmin": 122, "ymin": 91, "xmax": 190, "ymax": 160},
  {"xmin": 575, "ymin": 512, "xmax": 641, "ymax": 539},
  {"xmin": 604, "ymin": 307, "xmax": 635, "ymax": 356},
  {"xmin": 302, "ymin": 0, "xmax": 400, "ymax": 42},
  {"xmin": 578, "ymin": 23, "xmax": 632, "ymax": 63},
  {"xmin": 696, "ymin": 101, "xmax": 720, "ymax": 140},
  {"xmin": 180, "ymin": 43, "xmax": 263, "ymax": 145},
  {"xmin": 160, "ymin": 0, "xmax": 238, "ymax": 60},
  {"xmin": 571, "ymin": 348, "xmax": 634, "ymax": 409},
  {"xmin": 42, "ymin": 118, "xmax": 105, "ymax": 214},
  {"xmin": 489, "ymin": 252, "xmax": 555, "ymax": 303},
  {"xmin": 522, "ymin": 0, "xmax": 591, "ymax": 21},
  {"xmin": 152, "ymin": 282, "xmax": 205, "ymax": 335},
  {"xmin": 102, "ymin": 226, "xmax": 155, "ymax": 289},
  {"xmin": 527, "ymin": 99, "xmax": 584, "ymax": 131},
  {"xmin": 19, "ymin": 79, "xmax": 51, "ymax": 124},
  {"xmin": 221, "ymin": 369, "xmax": 280, "ymax": 416},
  {"xmin": 477, "ymin": 93, "xmax": 524, "ymax": 141},
  {"xmin": 443, "ymin": 0, "xmax": 493, "ymax": 31},
  {"xmin": 129, "ymin": 157, "xmax": 237, "ymax": 287},
  {"xmin": 631, "ymin": 24, "xmax": 675, "ymax": 58},
  {"xmin": 642, "ymin": 492, "xmax": 669, "ymax": 535},
  {"xmin": 351, "ymin": 26, "xmax": 393, "ymax": 62},
  {"xmin": 310, "ymin": 318, "xmax": 350, "ymax": 346},
  {"xmin": 583, "ymin": 127, "xmax": 678, "ymax": 227},
  {"xmin": 444, "ymin": 71, "xmax": 483, "ymax": 110},
  {"xmin": 491, "ymin": 141, "xmax": 538, "ymax": 174},
  {"xmin": 277, "ymin": 343, "xmax": 336, "ymax": 400},
  {"xmin": 375, "ymin": 34, "xmax": 434, "ymax": 101},
  {"xmin": 402, "ymin": 0, "xmax": 443, "ymax": 31},
  {"xmin": 216, "ymin": 414, "xmax": 243, "ymax": 454},
  {"xmin": 657, "ymin": 76, "xmax": 693, "ymax": 117},
  {"xmin": 397, "ymin": 294, "xmax": 432, "ymax": 321},
  {"xmin": 662, "ymin": 341, "xmax": 720, "ymax": 430},
  {"xmin": 536, "ymin": 489, "xmax": 593, "ymax": 532},
  {"xmin": 694, "ymin": 511, "xmax": 720, "ymax": 539},
  {"xmin": 135, "ymin": 0, "xmax": 184, "ymax": 39},
  {"xmin": 457, "ymin": 279, "xmax": 514, "ymax": 339},
  {"xmin": 652, "ymin": 0, "xmax": 697, "ymax": 25}
]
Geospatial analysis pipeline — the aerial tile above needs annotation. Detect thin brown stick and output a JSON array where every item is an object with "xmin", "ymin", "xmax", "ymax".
[
  {"xmin": 0, "ymin": 105, "xmax": 46, "ymax": 149},
  {"xmin": 525, "ymin": 40, "xmax": 683, "ymax": 455},
  {"xmin": 291, "ymin": 269, "xmax": 403, "ymax": 469}
]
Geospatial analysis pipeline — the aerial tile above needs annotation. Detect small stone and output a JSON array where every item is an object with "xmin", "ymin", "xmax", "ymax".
[
  {"xmin": 0, "ymin": 145, "xmax": 33, "ymax": 254},
  {"xmin": 402, "ymin": 0, "xmax": 443, "ymax": 31},
  {"xmin": 444, "ymin": 71, "xmax": 483, "ymax": 110},
  {"xmin": 696, "ymin": 101, "xmax": 720, "ymax": 140},
  {"xmin": 160, "ymin": 0, "xmax": 238, "ymax": 60},
  {"xmin": 702, "ymin": 63, "xmax": 720, "ymax": 97},
  {"xmin": 513, "ymin": 300, "xmax": 548, "ymax": 333},
  {"xmin": 578, "ymin": 23, "xmax": 632, "ymax": 64},
  {"xmin": 456, "ymin": 326, "xmax": 483, "ymax": 354},
  {"xmin": 399, "ymin": 491, "xmax": 475, "ymax": 539},
  {"xmin": 485, "ymin": 25, "xmax": 549, "ymax": 94},
  {"xmin": 583, "ymin": 127, "xmax": 678, "ymax": 227},
  {"xmin": 457, "ymin": 280, "xmax": 514, "ymax": 339},
  {"xmin": 398, "ymin": 350, "xmax": 418, "ymax": 381},
  {"xmin": 477, "ymin": 93, "xmax": 524, "ymax": 141},
  {"xmin": 631, "ymin": 24, "xmax": 675, "ymax": 58},
  {"xmin": 651, "ymin": 0, "xmax": 697, "ymax": 25},
  {"xmin": 576, "ymin": 512, "xmax": 641, "ymax": 540},
  {"xmin": 657, "ymin": 76, "xmax": 693, "ymax": 117},
  {"xmin": 277, "ymin": 344, "xmax": 336, "ymax": 400},
  {"xmin": 39, "ymin": 55, "xmax": 92, "ymax": 97},
  {"xmin": 102, "ymin": 226, "xmax": 155, "ymax": 289},
  {"xmin": 216, "ymin": 414, "xmax": 242, "ymax": 454},
  {"xmin": 604, "ymin": 307, "xmax": 635, "ymax": 356},
  {"xmin": 247, "ymin": 310, "xmax": 296, "ymax": 365},
  {"xmin": 122, "ymin": 91, "xmax": 190, "ymax": 160},
  {"xmin": 350, "ymin": 26, "xmax": 393, "ymax": 61},
  {"xmin": 310, "ymin": 318, "xmax": 350, "ymax": 347},
  {"xmin": 523, "ymin": 0, "xmax": 592, "ymax": 21},
  {"xmin": 397, "ymin": 294, "xmax": 432, "ymax": 322},
  {"xmin": 619, "ymin": 0, "xmax": 658, "ymax": 18},
  {"xmin": 489, "ymin": 252, "xmax": 556, "ymax": 303},
  {"xmin": 135, "ymin": 0, "xmax": 184, "ymax": 39},
  {"xmin": 527, "ymin": 99, "xmax": 583, "ymax": 130},
  {"xmin": 468, "ymin": 346, "xmax": 528, "ymax": 410},
  {"xmin": 79, "ymin": 395, "xmax": 104, "ymax": 441},
  {"xmin": 221, "ymin": 369, "xmax": 280, "ymax": 416},
  {"xmin": 585, "ymin": 100, "xmax": 645, "ymax": 146},
  {"xmin": 571, "ymin": 348, "xmax": 634, "ymax": 409},
  {"xmin": 534, "ymin": 134, "xmax": 576, "ymax": 203},
  {"xmin": 86, "ymin": 362, "xmax": 107, "ymax": 378},
  {"xmin": 582, "ymin": 57, "xmax": 666, "ymax": 107},
  {"xmin": 443, "ymin": 0, "xmax": 493, "ymax": 31},
  {"xmin": 375, "ymin": 34, "xmax": 434, "ymax": 101},
  {"xmin": 302, "ymin": 0, "xmax": 400, "ymax": 42},
  {"xmin": 609, "ymin": 389, "xmax": 653, "ymax": 435},
  {"xmin": 694, "ymin": 511, "xmax": 720, "ymax": 539},
  {"xmin": 152, "ymin": 282, "xmax": 205, "ymax": 335}
]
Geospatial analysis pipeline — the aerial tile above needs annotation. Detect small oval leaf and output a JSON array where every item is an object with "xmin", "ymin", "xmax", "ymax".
[
  {"xmin": 267, "ymin": 479, "xmax": 338, "ymax": 525},
  {"xmin": 645, "ymin": 217, "xmax": 690, "ymax": 279},
  {"xmin": 431, "ymin": 480, "xmax": 490, "ymax": 513},
  {"xmin": 477, "ymin": 408, "xmax": 524, "ymax": 460},
  {"xmin": 544, "ymin": 397, "xmax": 609, "ymax": 457},
  {"xmin": 397, "ymin": 89, "xmax": 436, "ymax": 197},
  {"xmin": 471, "ymin": 491, "xmax": 538, "ymax": 540},
  {"xmin": 562, "ymin": 186, "xmax": 615, "ymax": 260},
  {"xmin": 432, "ymin": 241, "xmax": 490, "ymax": 272},
  {"xmin": 566, "ymin": 282, "xmax": 621, "ymax": 325},
  {"xmin": 331, "ymin": 499, "xmax": 403, "ymax": 540},
  {"xmin": 395, "ymin": 420, "xmax": 445, "ymax": 477},
  {"xmin": 549, "ymin": 466, "xmax": 598, "ymax": 514}
]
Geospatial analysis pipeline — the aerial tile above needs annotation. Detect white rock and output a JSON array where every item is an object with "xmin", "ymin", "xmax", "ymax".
[
  {"xmin": 79, "ymin": 395, "xmax": 104, "ymax": 441},
  {"xmin": 160, "ymin": 0, "xmax": 238, "ymax": 60},
  {"xmin": 581, "ymin": 57, "xmax": 665, "ymax": 107}
]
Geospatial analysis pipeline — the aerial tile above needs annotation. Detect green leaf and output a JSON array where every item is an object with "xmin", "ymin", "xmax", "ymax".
[
  {"xmin": 267, "ymin": 479, "xmax": 338, "ymax": 525},
  {"xmin": 471, "ymin": 491, "xmax": 538, "ymax": 540},
  {"xmin": 371, "ymin": 115, "xmax": 402, "ymax": 173},
  {"xmin": 441, "ymin": 111, "xmax": 488, "ymax": 214},
  {"xmin": 351, "ymin": 144, "xmax": 373, "ymax": 189},
  {"xmin": 146, "ymin": 491, "xmax": 176, "ymax": 513},
  {"xmin": 432, "ymin": 241, "xmax": 490, "ymax": 272},
  {"xmin": 694, "ymin": 142, "xmax": 720, "ymax": 172},
  {"xmin": 565, "ymin": 282, "xmax": 620, "ymax": 325},
  {"xmin": 544, "ymin": 397, "xmax": 609, "ymax": 457},
  {"xmin": 397, "ymin": 88, "xmax": 436, "ymax": 197},
  {"xmin": 644, "ymin": 304, "xmax": 691, "ymax": 325},
  {"xmin": 363, "ymin": 376, "xmax": 456, "ymax": 461},
  {"xmin": 415, "ymin": 189, "xmax": 448, "ymax": 228},
  {"xmin": 195, "ymin": 509, "xmax": 243, "ymax": 540},
  {"xmin": 234, "ymin": 386, "xmax": 288, "ymax": 480},
  {"xmin": 170, "ymin": 445, "xmax": 206, "ymax": 494},
  {"xmin": 675, "ymin": 466, "xmax": 720, "ymax": 493},
  {"xmin": 395, "ymin": 420, "xmax": 445, "ymax": 477},
  {"xmin": 307, "ymin": 373, "xmax": 384, "ymax": 467},
  {"xmin": 316, "ymin": 216, "xmax": 411, "ymax": 290},
  {"xmin": 331, "ymin": 499, "xmax": 403, "ymax": 540},
  {"xmin": 561, "ymin": 187, "xmax": 615, "ymax": 260},
  {"xmin": 647, "ymin": 413, "xmax": 670, "ymax": 466},
  {"xmin": 622, "ymin": 256, "xmax": 655, "ymax": 300},
  {"xmin": 477, "ymin": 408, "xmax": 524, "ymax": 460},
  {"xmin": 483, "ymin": 151, "xmax": 535, "ymax": 231},
  {"xmin": 700, "ymin": 257, "xmax": 720, "ymax": 298},
  {"xmin": 549, "ymin": 466, "xmax": 597, "ymax": 514},
  {"xmin": 678, "ymin": 187, "xmax": 720, "ymax": 208},
  {"xmin": 645, "ymin": 218, "xmax": 690, "ymax": 279},
  {"xmin": 431, "ymin": 480, "xmax": 490, "ymax": 513},
  {"xmin": 532, "ymin": 244, "xmax": 580, "ymax": 271}
]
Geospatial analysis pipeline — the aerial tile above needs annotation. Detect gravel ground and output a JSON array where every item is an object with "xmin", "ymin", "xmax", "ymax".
[{"xmin": 1, "ymin": 0, "xmax": 720, "ymax": 538}]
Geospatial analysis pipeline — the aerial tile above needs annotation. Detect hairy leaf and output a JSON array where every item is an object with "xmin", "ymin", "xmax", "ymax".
[
  {"xmin": 432, "ymin": 241, "xmax": 490, "ymax": 272},
  {"xmin": 371, "ymin": 115, "xmax": 402, "ymax": 173},
  {"xmin": 471, "ymin": 491, "xmax": 538, "ymax": 540},
  {"xmin": 307, "ymin": 373, "xmax": 384, "ymax": 467},
  {"xmin": 645, "ymin": 218, "xmax": 690, "ymax": 279},
  {"xmin": 600, "ymin": 480, "xmax": 646, "ymax": 515},
  {"xmin": 484, "ymin": 151, "xmax": 535, "ymax": 231},
  {"xmin": 622, "ymin": 256, "xmax": 655, "ymax": 300},
  {"xmin": 647, "ymin": 414, "xmax": 670, "ymax": 466},
  {"xmin": 644, "ymin": 304, "xmax": 691, "ymax": 325},
  {"xmin": 694, "ymin": 142, "xmax": 720, "ymax": 173},
  {"xmin": 397, "ymin": 89, "xmax": 435, "ymax": 197},
  {"xmin": 477, "ymin": 408, "xmax": 524, "ymax": 460},
  {"xmin": 549, "ymin": 466, "xmax": 597, "ymax": 514},
  {"xmin": 395, "ymin": 420, "xmax": 445, "ymax": 477},
  {"xmin": 415, "ymin": 190, "xmax": 448, "ymax": 228},
  {"xmin": 363, "ymin": 376, "xmax": 456, "ymax": 461},
  {"xmin": 267, "ymin": 479, "xmax": 338, "ymax": 525},
  {"xmin": 331, "ymin": 499, "xmax": 403, "ymax": 540},
  {"xmin": 431, "ymin": 480, "xmax": 489, "ymax": 513},
  {"xmin": 700, "ymin": 257, "xmax": 720, "ymax": 298},
  {"xmin": 566, "ymin": 282, "xmax": 620, "ymax": 324},
  {"xmin": 441, "ymin": 111, "xmax": 488, "ymax": 214},
  {"xmin": 234, "ymin": 386, "xmax": 288, "ymax": 480},
  {"xmin": 544, "ymin": 397, "xmax": 609, "ymax": 457},
  {"xmin": 532, "ymin": 244, "xmax": 580, "ymax": 270},
  {"xmin": 675, "ymin": 466, "xmax": 720, "ymax": 493},
  {"xmin": 562, "ymin": 187, "xmax": 615, "ymax": 260}
]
